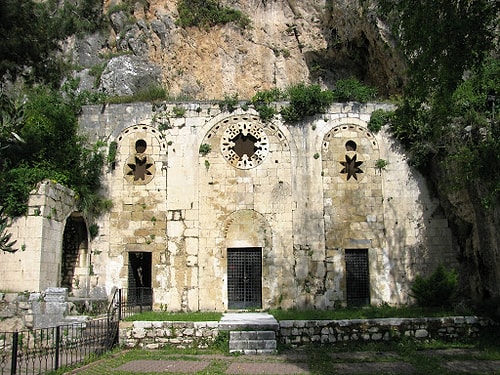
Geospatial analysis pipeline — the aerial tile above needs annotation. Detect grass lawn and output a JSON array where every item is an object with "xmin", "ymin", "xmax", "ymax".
[
  {"xmin": 123, "ymin": 305, "xmax": 470, "ymax": 322},
  {"xmin": 123, "ymin": 310, "xmax": 223, "ymax": 322},
  {"xmin": 80, "ymin": 307, "xmax": 498, "ymax": 374},
  {"xmin": 55, "ymin": 327, "xmax": 500, "ymax": 375},
  {"xmin": 269, "ymin": 305, "xmax": 471, "ymax": 320}
]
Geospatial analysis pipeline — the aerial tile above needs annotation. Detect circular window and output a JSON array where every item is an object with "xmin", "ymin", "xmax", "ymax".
[
  {"xmin": 135, "ymin": 139, "xmax": 147, "ymax": 153},
  {"xmin": 220, "ymin": 120, "xmax": 269, "ymax": 169}
]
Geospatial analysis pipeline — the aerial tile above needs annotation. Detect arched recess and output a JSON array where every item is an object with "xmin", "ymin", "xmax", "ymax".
[
  {"xmin": 223, "ymin": 210, "xmax": 273, "ymax": 309},
  {"xmin": 61, "ymin": 213, "xmax": 89, "ymax": 297}
]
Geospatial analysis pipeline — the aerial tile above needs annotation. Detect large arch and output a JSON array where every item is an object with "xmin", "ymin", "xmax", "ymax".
[{"xmin": 223, "ymin": 209, "xmax": 273, "ymax": 309}]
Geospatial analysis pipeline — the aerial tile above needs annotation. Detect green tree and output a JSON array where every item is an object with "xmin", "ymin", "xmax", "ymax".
[
  {"xmin": 0, "ymin": 0, "xmax": 104, "ymax": 85},
  {"xmin": 378, "ymin": 0, "xmax": 499, "ymax": 171},
  {"xmin": 0, "ymin": 87, "xmax": 106, "ymax": 217},
  {"xmin": 379, "ymin": 0, "xmax": 498, "ymax": 105},
  {"xmin": 0, "ymin": 92, "xmax": 25, "ymax": 169},
  {"xmin": 377, "ymin": 0, "xmax": 500, "ymax": 300},
  {"xmin": 410, "ymin": 265, "xmax": 458, "ymax": 307}
]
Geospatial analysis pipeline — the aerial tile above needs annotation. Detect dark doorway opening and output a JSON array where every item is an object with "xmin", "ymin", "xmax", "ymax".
[
  {"xmin": 61, "ymin": 215, "xmax": 88, "ymax": 293},
  {"xmin": 227, "ymin": 248, "xmax": 262, "ymax": 309},
  {"xmin": 128, "ymin": 252, "xmax": 152, "ymax": 307},
  {"xmin": 345, "ymin": 249, "xmax": 370, "ymax": 306}
]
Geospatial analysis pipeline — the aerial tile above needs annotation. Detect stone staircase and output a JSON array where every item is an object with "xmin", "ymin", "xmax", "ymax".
[{"xmin": 219, "ymin": 312, "xmax": 279, "ymax": 354}]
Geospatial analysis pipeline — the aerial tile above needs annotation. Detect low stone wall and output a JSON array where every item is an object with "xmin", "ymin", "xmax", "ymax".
[
  {"xmin": 279, "ymin": 317, "xmax": 491, "ymax": 346},
  {"xmin": 119, "ymin": 321, "xmax": 220, "ymax": 349},
  {"xmin": 119, "ymin": 316, "xmax": 493, "ymax": 349}
]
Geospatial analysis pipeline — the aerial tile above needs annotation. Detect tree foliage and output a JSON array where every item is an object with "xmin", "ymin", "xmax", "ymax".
[
  {"xmin": 410, "ymin": 265, "xmax": 458, "ymax": 307},
  {"xmin": 378, "ymin": 0, "xmax": 500, "ymax": 205},
  {"xmin": 176, "ymin": 0, "xmax": 251, "ymax": 30},
  {"xmin": 0, "ymin": 0, "xmax": 104, "ymax": 85},
  {"xmin": 379, "ymin": 0, "xmax": 498, "ymax": 104},
  {"xmin": 0, "ymin": 88, "xmax": 106, "ymax": 217}
]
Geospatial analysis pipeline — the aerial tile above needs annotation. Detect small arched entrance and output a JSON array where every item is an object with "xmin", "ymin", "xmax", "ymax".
[{"xmin": 61, "ymin": 214, "xmax": 89, "ymax": 296}]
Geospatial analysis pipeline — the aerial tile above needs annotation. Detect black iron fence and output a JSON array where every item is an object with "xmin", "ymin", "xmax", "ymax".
[
  {"xmin": 0, "ymin": 317, "xmax": 115, "ymax": 375},
  {"xmin": 0, "ymin": 287, "xmax": 152, "ymax": 375},
  {"xmin": 113, "ymin": 287, "xmax": 153, "ymax": 320}
]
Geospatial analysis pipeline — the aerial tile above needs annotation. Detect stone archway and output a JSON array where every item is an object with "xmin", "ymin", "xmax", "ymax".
[
  {"xmin": 61, "ymin": 214, "xmax": 89, "ymax": 297},
  {"xmin": 224, "ymin": 210, "xmax": 272, "ymax": 309}
]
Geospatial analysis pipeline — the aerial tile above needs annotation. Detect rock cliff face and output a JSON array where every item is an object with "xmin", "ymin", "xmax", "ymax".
[
  {"xmin": 431, "ymin": 163, "xmax": 500, "ymax": 302},
  {"xmin": 74, "ymin": 0, "xmax": 405, "ymax": 99}
]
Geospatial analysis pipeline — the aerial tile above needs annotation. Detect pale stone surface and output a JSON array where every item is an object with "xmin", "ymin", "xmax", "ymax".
[
  {"xmin": 0, "ymin": 102, "xmax": 458, "ymax": 313},
  {"xmin": 97, "ymin": 0, "xmax": 405, "ymax": 100}
]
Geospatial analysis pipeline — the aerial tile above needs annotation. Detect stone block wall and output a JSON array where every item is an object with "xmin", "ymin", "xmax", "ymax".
[
  {"xmin": 278, "ymin": 317, "xmax": 491, "ymax": 346},
  {"xmin": 119, "ymin": 321, "xmax": 220, "ymax": 349},
  {"xmin": 1, "ymin": 181, "xmax": 78, "ymax": 292},
  {"xmin": 119, "ymin": 316, "xmax": 493, "ymax": 349}
]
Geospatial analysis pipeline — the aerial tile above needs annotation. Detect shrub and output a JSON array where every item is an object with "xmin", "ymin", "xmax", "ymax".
[
  {"xmin": 281, "ymin": 83, "xmax": 334, "ymax": 122},
  {"xmin": 199, "ymin": 143, "xmax": 211, "ymax": 156},
  {"xmin": 172, "ymin": 106, "xmax": 186, "ymax": 117},
  {"xmin": 106, "ymin": 85, "xmax": 168, "ymax": 104},
  {"xmin": 368, "ymin": 109, "xmax": 393, "ymax": 133},
  {"xmin": 176, "ymin": 0, "xmax": 250, "ymax": 30},
  {"xmin": 0, "ymin": 206, "xmax": 17, "ymax": 253},
  {"xmin": 332, "ymin": 77, "xmax": 378, "ymax": 103},
  {"xmin": 107, "ymin": 141, "xmax": 118, "ymax": 166},
  {"xmin": 218, "ymin": 93, "xmax": 239, "ymax": 113},
  {"xmin": 410, "ymin": 265, "xmax": 458, "ymax": 307},
  {"xmin": 251, "ymin": 88, "xmax": 284, "ymax": 122}
]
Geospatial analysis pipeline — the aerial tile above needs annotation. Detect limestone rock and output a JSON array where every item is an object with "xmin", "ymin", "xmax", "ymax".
[
  {"xmin": 73, "ymin": 32, "xmax": 107, "ymax": 68},
  {"xmin": 99, "ymin": 55, "xmax": 162, "ymax": 96},
  {"xmin": 91, "ymin": 0, "xmax": 405, "ymax": 100}
]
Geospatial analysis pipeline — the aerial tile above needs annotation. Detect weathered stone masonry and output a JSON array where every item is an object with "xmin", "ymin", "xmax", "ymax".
[
  {"xmin": 2, "ymin": 101, "xmax": 458, "ymax": 312},
  {"xmin": 119, "ymin": 316, "xmax": 492, "ymax": 349}
]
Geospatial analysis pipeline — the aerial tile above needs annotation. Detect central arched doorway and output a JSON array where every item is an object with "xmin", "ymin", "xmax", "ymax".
[{"xmin": 227, "ymin": 247, "xmax": 262, "ymax": 309}]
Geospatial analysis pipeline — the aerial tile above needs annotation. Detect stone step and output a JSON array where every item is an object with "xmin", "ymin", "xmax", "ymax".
[
  {"xmin": 219, "ymin": 312, "xmax": 279, "ymax": 331},
  {"xmin": 229, "ymin": 330, "xmax": 277, "ymax": 354}
]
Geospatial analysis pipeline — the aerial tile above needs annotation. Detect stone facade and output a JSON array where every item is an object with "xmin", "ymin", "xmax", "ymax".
[
  {"xmin": 1, "ymin": 101, "xmax": 458, "ymax": 311},
  {"xmin": 78, "ymin": 101, "xmax": 456, "ymax": 311},
  {"xmin": 0, "ymin": 181, "xmax": 80, "ymax": 293}
]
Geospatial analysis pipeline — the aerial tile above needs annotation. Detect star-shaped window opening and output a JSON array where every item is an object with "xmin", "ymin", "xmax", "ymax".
[
  {"xmin": 340, "ymin": 154, "xmax": 364, "ymax": 180},
  {"xmin": 127, "ymin": 155, "xmax": 154, "ymax": 181},
  {"xmin": 230, "ymin": 131, "xmax": 259, "ymax": 158}
]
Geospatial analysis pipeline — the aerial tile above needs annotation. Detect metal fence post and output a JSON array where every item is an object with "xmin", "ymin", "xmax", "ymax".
[
  {"xmin": 118, "ymin": 289, "xmax": 122, "ymax": 321},
  {"xmin": 140, "ymin": 288, "xmax": 143, "ymax": 313},
  {"xmin": 11, "ymin": 331, "xmax": 18, "ymax": 375},
  {"xmin": 55, "ymin": 326, "xmax": 60, "ymax": 371}
]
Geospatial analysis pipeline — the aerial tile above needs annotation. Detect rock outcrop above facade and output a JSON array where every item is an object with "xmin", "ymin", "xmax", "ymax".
[{"xmin": 79, "ymin": 0, "xmax": 405, "ymax": 99}]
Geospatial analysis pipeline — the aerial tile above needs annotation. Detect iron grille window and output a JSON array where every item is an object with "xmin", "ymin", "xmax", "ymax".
[
  {"xmin": 227, "ymin": 248, "xmax": 262, "ymax": 309},
  {"xmin": 345, "ymin": 249, "xmax": 370, "ymax": 306}
]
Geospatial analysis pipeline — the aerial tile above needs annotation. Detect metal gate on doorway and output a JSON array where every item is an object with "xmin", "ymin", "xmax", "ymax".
[
  {"xmin": 227, "ymin": 248, "xmax": 262, "ymax": 309},
  {"xmin": 345, "ymin": 249, "xmax": 370, "ymax": 306},
  {"xmin": 128, "ymin": 252, "xmax": 153, "ymax": 309}
]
